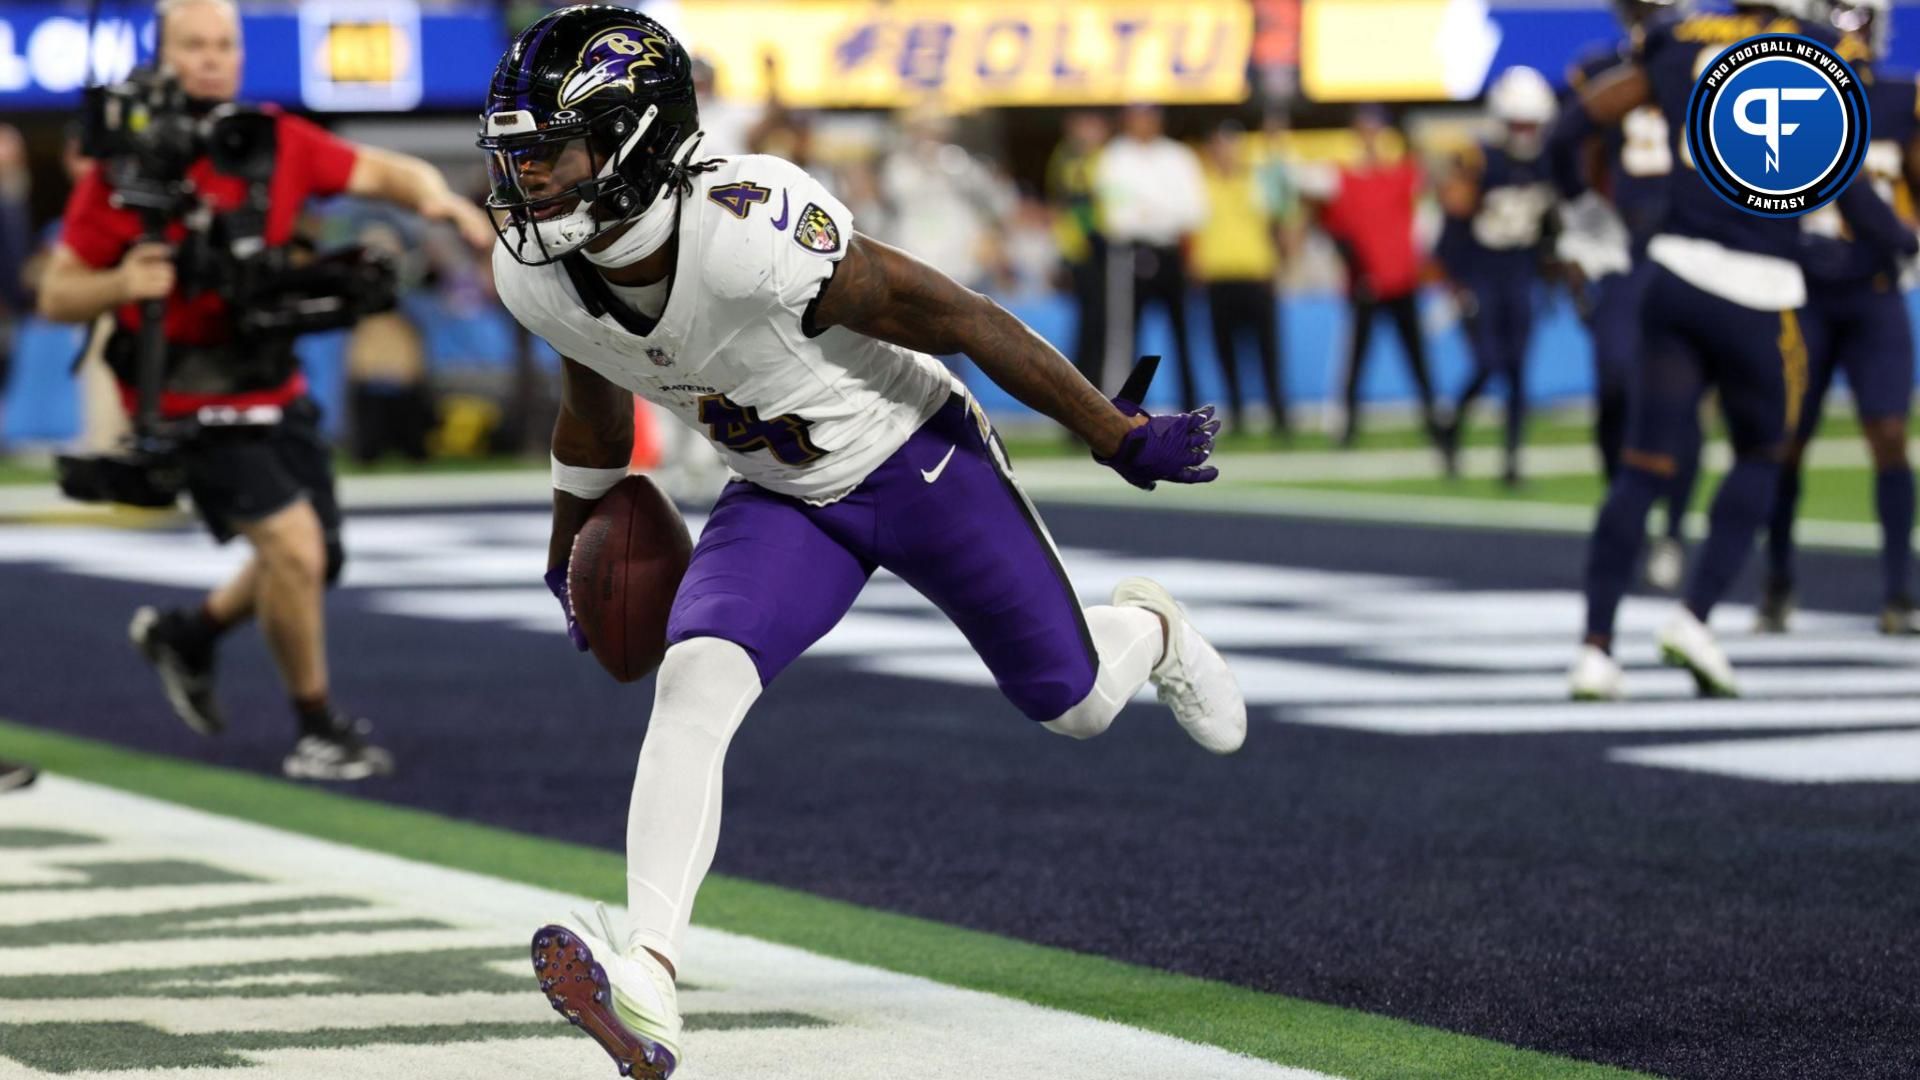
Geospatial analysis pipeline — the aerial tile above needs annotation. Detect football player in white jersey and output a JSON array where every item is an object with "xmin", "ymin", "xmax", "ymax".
[{"xmin": 480, "ymin": 8, "xmax": 1245, "ymax": 1078}]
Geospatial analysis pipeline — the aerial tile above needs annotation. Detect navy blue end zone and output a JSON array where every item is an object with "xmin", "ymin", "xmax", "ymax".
[{"xmin": 0, "ymin": 503, "xmax": 1914, "ymax": 1080}]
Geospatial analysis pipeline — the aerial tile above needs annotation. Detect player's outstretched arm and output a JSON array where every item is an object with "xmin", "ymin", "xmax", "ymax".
[
  {"xmin": 812, "ymin": 232, "xmax": 1137, "ymax": 457},
  {"xmin": 1577, "ymin": 63, "xmax": 1650, "ymax": 127},
  {"xmin": 814, "ymin": 233, "xmax": 1217, "ymax": 489}
]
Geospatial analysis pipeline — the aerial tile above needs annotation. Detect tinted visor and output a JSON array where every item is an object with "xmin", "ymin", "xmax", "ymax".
[{"xmin": 487, "ymin": 135, "xmax": 608, "ymax": 221}]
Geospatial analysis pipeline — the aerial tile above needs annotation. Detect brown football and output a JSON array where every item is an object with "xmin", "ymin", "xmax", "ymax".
[{"xmin": 567, "ymin": 475, "xmax": 693, "ymax": 683}]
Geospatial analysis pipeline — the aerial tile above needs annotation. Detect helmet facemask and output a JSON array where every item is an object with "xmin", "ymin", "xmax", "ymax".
[{"xmin": 481, "ymin": 103, "xmax": 672, "ymax": 265}]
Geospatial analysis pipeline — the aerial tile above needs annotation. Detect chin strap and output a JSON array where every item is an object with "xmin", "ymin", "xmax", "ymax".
[{"xmin": 580, "ymin": 132, "xmax": 720, "ymax": 269}]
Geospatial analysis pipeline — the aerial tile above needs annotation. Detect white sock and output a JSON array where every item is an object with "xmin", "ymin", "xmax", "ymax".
[
  {"xmin": 624, "ymin": 636, "xmax": 761, "ymax": 972},
  {"xmin": 1041, "ymin": 605, "xmax": 1164, "ymax": 739}
]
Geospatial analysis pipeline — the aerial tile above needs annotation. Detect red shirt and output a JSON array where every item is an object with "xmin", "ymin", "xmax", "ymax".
[
  {"xmin": 1320, "ymin": 158, "xmax": 1425, "ymax": 301},
  {"xmin": 59, "ymin": 109, "xmax": 359, "ymax": 414}
]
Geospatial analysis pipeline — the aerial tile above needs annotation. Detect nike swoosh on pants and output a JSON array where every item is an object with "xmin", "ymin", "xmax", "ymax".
[{"xmin": 921, "ymin": 445, "xmax": 957, "ymax": 483}]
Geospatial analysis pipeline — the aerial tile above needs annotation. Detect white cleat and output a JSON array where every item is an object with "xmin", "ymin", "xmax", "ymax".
[
  {"xmin": 1568, "ymin": 645, "xmax": 1623, "ymax": 702},
  {"xmin": 532, "ymin": 903, "xmax": 683, "ymax": 1078},
  {"xmin": 1658, "ymin": 608, "xmax": 1738, "ymax": 699},
  {"xmin": 1112, "ymin": 577, "xmax": 1247, "ymax": 754},
  {"xmin": 1643, "ymin": 537, "xmax": 1685, "ymax": 593}
]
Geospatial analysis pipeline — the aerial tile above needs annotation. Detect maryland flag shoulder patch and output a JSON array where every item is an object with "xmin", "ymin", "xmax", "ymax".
[{"xmin": 794, "ymin": 203, "xmax": 842, "ymax": 255}]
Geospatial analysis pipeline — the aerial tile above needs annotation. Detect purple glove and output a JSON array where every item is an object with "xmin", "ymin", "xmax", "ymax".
[
  {"xmin": 1094, "ymin": 403, "xmax": 1222, "ymax": 490},
  {"xmin": 544, "ymin": 564, "xmax": 590, "ymax": 652}
]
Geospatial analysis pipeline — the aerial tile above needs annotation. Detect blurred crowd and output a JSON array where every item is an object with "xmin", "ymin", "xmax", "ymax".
[{"xmin": 0, "ymin": 61, "xmax": 1501, "ymax": 464}]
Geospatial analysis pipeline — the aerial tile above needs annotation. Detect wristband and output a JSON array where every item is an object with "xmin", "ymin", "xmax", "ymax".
[{"xmin": 551, "ymin": 454, "xmax": 628, "ymax": 500}]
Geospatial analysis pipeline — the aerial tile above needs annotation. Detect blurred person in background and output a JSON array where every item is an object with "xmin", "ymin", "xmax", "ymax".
[
  {"xmin": 747, "ymin": 55, "xmax": 813, "ymax": 165},
  {"xmin": 1097, "ymin": 103, "xmax": 1207, "ymax": 410},
  {"xmin": 343, "ymin": 222, "xmax": 433, "ymax": 464},
  {"xmin": 689, "ymin": 57, "xmax": 754, "ymax": 157},
  {"xmin": 1000, "ymin": 191, "xmax": 1064, "ymax": 298},
  {"xmin": 877, "ymin": 105, "xmax": 1013, "ymax": 293},
  {"xmin": 1437, "ymin": 66, "xmax": 1559, "ymax": 487},
  {"xmin": 1763, "ymin": 0, "xmax": 1920, "ymax": 634},
  {"xmin": 19, "ymin": 132, "xmax": 128, "ymax": 455},
  {"xmin": 36, "ymin": 0, "xmax": 492, "ymax": 780},
  {"xmin": 1562, "ymin": 0, "xmax": 1909, "ymax": 700},
  {"xmin": 1318, "ymin": 106, "xmax": 1445, "ymax": 452},
  {"xmin": 1556, "ymin": 0, "xmax": 1696, "ymax": 591},
  {"xmin": 1256, "ymin": 110, "xmax": 1306, "ymax": 265},
  {"xmin": 1047, "ymin": 110, "xmax": 1110, "ymax": 392},
  {"xmin": 0, "ymin": 125, "xmax": 32, "ymax": 446},
  {"xmin": 1195, "ymin": 122, "xmax": 1289, "ymax": 439}
]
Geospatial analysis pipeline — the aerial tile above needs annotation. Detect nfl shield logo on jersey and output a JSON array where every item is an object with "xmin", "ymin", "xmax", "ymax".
[
  {"xmin": 646, "ymin": 346, "xmax": 673, "ymax": 367},
  {"xmin": 794, "ymin": 203, "xmax": 842, "ymax": 255}
]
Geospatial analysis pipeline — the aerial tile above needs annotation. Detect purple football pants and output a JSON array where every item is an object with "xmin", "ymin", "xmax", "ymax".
[{"xmin": 666, "ymin": 393, "xmax": 1099, "ymax": 721}]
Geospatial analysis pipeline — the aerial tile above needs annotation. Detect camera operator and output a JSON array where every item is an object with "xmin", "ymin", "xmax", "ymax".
[{"xmin": 36, "ymin": 0, "xmax": 492, "ymax": 781}]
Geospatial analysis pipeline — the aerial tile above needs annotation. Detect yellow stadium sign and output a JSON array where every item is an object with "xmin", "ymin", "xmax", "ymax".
[
  {"xmin": 678, "ymin": 0, "xmax": 1254, "ymax": 108},
  {"xmin": 323, "ymin": 22, "xmax": 402, "ymax": 85},
  {"xmin": 297, "ymin": 0, "xmax": 422, "ymax": 111},
  {"xmin": 1300, "ymin": 0, "xmax": 1501, "ymax": 102}
]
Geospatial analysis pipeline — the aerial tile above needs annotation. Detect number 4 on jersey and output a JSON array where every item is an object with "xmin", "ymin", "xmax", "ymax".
[
  {"xmin": 708, "ymin": 182, "xmax": 771, "ymax": 218},
  {"xmin": 698, "ymin": 393, "xmax": 828, "ymax": 465}
]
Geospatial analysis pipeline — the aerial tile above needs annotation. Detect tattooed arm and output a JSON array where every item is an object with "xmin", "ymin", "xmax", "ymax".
[{"xmin": 810, "ymin": 232, "xmax": 1139, "ymax": 457}]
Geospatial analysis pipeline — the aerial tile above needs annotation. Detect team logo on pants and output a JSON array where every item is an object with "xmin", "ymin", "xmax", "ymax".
[{"xmin": 1687, "ymin": 33, "xmax": 1868, "ymax": 218}]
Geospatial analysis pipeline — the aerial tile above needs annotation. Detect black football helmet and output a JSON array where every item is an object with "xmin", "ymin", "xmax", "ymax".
[{"xmin": 478, "ymin": 5, "xmax": 700, "ymax": 265}]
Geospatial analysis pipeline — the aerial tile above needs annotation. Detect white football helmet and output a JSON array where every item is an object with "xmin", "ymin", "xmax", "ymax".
[
  {"xmin": 1831, "ymin": 0, "xmax": 1892, "ymax": 58},
  {"xmin": 1488, "ymin": 67, "xmax": 1557, "ymax": 128},
  {"xmin": 1764, "ymin": 0, "xmax": 1824, "ymax": 18},
  {"xmin": 1488, "ymin": 67, "xmax": 1557, "ymax": 159}
]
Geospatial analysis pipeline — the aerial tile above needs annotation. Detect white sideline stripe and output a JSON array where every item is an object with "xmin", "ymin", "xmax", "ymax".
[
  {"xmin": 1610, "ymin": 729, "xmax": 1920, "ymax": 782},
  {"xmin": 0, "ymin": 884, "xmax": 316, "ymax": 921},
  {"xmin": 1026, "ymin": 482, "xmax": 1895, "ymax": 554},
  {"xmin": 0, "ymin": 990, "xmax": 566, "ymax": 1033},
  {"xmin": 858, "ymin": 649, "xmax": 1920, "ymax": 710},
  {"xmin": 1299, "ymin": 699, "xmax": 1920, "ymax": 735},
  {"xmin": 1365, "ymin": 634, "xmax": 1920, "ymax": 672},
  {"xmin": 0, "ymin": 928, "xmax": 513, "ymax": 978},
  {"xmin": 0, "ymin": 778, "xmax": 1333, "ymax": 1080}
]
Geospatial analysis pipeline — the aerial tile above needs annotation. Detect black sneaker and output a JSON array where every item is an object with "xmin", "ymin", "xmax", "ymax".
[
  {"xmin": 1435, "ymin": 422, "xmax": 1461, "ymax": 478},
  {"xmin": 1755, "ymin": 583, "xmax": 1795, "ymax": 634},
  {"xmin": 1879, "ymin": 601, "xmax": 1919, "ymax": 636},
  {"xmin": 129, "ymin": 606, "xmax": 224, "ymax": 735},
  {"xmin": 283, "ymin": 715, "xmax": 394, "ymax": 782},
  {"xmin": 0, "ymin": 760, "xmax": 37, "ymax": 794}
]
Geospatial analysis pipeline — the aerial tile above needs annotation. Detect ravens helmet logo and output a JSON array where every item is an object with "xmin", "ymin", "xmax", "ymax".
[{"xmin": 559, "ymin": 28, "xmax": 670, "ymax": 110}]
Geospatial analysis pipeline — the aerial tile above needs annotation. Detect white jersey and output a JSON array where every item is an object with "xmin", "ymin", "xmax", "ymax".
[{"xmin": 495, "ymin": 155, "xmax": 961, "ymax": 504}]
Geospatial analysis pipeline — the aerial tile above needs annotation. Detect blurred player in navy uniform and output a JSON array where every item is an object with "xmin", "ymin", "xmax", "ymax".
[
  {"xmin": 1763, "ymin": 0, "xmax": 1920, "ymax": 634},
  {"xmin": 1565, "ymin": 0, "xmax": 1910, "ymax": 699},
  {"xmin": 1557, "ymin": 0, "xmax": 1701, "ymax": 589},
  {"xmin": 1438, "ymin": 67, "xmax": 1559, "ymax": 486}
]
